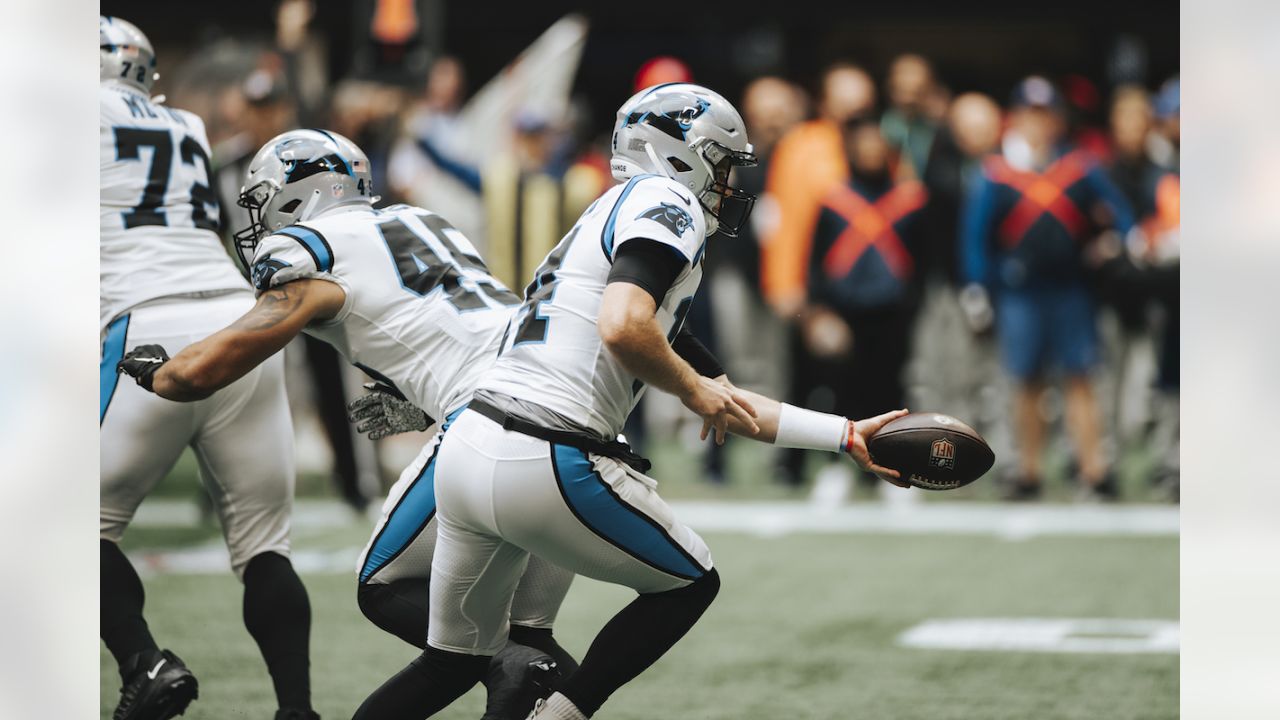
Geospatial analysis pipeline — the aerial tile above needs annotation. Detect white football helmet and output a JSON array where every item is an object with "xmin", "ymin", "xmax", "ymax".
[
  {"xmin": 234, "ymin": 129, "xmax": 377, "ymax": 266},
  {"xmin": 611, "ymin": 83, "xmax": 758, "ymax": 236},
  {"xmin": 100, "ymin": 16, "xmax": 158, "ymax": 94}
]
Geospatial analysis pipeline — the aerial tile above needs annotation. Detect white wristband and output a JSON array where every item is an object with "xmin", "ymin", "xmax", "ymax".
[{"xmin": 775, "ymin": 403, "xmax": 848, "ymax": 452}]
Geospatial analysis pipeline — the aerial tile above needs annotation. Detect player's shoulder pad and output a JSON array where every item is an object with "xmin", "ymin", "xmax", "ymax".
[
  {"xmin": 603, "ymin": 174, "xmax": 706, "ymax": 264},
  {"xmin": 249, "ymin": 223, "xmax": 336, "ymax": 293}
]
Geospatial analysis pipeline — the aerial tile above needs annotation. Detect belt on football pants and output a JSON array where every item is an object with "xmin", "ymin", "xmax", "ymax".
[{"xmin": 468, "ymin": 397, "xmax": 653, "ymax": 474}]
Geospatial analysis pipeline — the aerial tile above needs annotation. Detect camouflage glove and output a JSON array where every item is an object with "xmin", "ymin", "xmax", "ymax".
[
  {"xmin": 117, "ymin": 344, "xmax": 170, "ymax": 392},
  {"xmin": 347, "ymin": 382, "xmax": 432, "ymax": 440}
]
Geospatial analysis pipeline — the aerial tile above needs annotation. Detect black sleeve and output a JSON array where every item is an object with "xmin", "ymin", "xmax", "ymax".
[
  {"xmin": 672, "ymin": 326, "xmax": 725, "ymax": 378},
  {"xmin": 606, "ymin": 238, "xmax": 689, "ymax": 306}
]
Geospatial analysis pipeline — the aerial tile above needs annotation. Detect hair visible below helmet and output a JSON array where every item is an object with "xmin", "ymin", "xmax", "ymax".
[
  {"xmin": 611, "ymin": 83, "xmax": 758, "ymax": 237},
  {"xmin": 234, "ymin": 129, "xmax": 377, "ymax": 267},
  {"xmin": 100, "ymin": 16, "xmax": 158, "ymax": 94}
]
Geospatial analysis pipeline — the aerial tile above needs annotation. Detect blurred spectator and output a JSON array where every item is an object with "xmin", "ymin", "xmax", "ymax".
[
  {"xmin": 960, "ymin": 76, "xmax": 1136, "ymax": 502},
  {"xmin": 1100, "ymin": 85, "xmax": 1177, "ymax": 481},
  {"xmin": 1113, "ymin": 81, "xmax": 1180, "ymax": 499},
  {"xmin": 805, "ymin": 114, "xmax": 928, "ymax": 501},
  {"xmin": 881, "ymin": 54, "xmax": 939, "ymax": 180},
  {"xmin": 1061, "ymin": 73, "xmax": 1111, "ymax": 163},
  {"xmin": 911, "ymin": 93, "xmax": 1007, "ymax": 452},
  {"xmin": 693, "ymin": 76, "xmax": 807, "ymax": 483},
  {"xmin": 761, "ymin": 62, "xmax": 874, "ymax": 487},
  {"xmin": 212, "ymin": 66, "xmax": 296, "ymax": 243},
  {"xmin": 761, "ymin": 62, "xmax": 874, "ymax": 317},
  {"xmin": 330, "ymin": 79, "xmax": 408, "ymax": 204},
  {"xmin": 1149, "ymin": 76, "xmax": 1180, "ymax": 171},
  {"xmin": 388, "ymin": 57, "xmax": 487, "ymax": 241},
  {"xmin": 921, "ymin": 93, "xmax": 1003, "ymax": 285}
]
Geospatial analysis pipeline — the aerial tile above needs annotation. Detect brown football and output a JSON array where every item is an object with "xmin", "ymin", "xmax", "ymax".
[{"xmin": 866, "ymin": 413, "xmax": 995, "ymax": 490}]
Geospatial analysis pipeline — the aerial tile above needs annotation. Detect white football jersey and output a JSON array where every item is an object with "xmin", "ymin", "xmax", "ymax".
[
  {"xmin": 100, "ymin": 84, "xmax": 248, "ymax": 331},
  {"xmin": 251, "ymin": 204, "xmax": 521, "ymax": 422},
  {"xmin": 480, "ymin": 174, "xmax": 708, "ymax": 439}
]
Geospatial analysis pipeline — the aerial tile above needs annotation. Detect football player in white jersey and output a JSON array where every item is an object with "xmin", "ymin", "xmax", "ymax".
[
  {"xmin": 352, "ymin": 84, "xmax": 911, "ymax": 720},
  {"xmin": 99, "ymin": 17, "xmax": 317, "ymax": 720},
  {"xmin": 117, "ymin": 128, "xmax": 579, "ymax": 718}
]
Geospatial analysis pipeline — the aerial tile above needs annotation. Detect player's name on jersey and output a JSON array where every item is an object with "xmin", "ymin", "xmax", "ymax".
[{"xmin": 115, "ymin": 90, "xmax": 191, "ymax": 128}]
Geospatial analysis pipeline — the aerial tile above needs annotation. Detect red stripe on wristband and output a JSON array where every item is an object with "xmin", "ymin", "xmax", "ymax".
[{"xmin": 844, "ymin": 420, "xmax": 856, "ymax": 454}]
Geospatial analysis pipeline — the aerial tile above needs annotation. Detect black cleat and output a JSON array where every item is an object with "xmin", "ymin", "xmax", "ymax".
[
  {"xmin": 1077, "ymin": 472, "xmax": 1121, "ymax": 503},
  {"xmin": 482, "ymin": 643, "xmax": 563, "ymax": 720},
  {"xmin": 113, "ymin": 649, "xmax": 198, "ymax": 720},
  {"xmin": 275, "ymin": 709, "xmax": 321, "ymax": 720},
  {"xmin": 1000, "ymin": 473, "xmax": 1043, "ymax": 502}
]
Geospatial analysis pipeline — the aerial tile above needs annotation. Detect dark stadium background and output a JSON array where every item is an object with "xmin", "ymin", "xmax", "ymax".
[{"xmin": 102, "ymin": 0, "xmax": 1178, "ymax": 139}]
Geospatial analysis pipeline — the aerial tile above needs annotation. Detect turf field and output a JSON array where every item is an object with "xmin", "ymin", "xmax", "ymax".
[{"xmin": 101, "ymin": 506, "xmax": 1177, "ymax": 719}]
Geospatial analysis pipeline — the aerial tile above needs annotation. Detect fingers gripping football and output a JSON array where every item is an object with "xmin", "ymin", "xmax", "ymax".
[{"xmin": 845, "ymin": 409, "xmax": 911, "ymax": 487}]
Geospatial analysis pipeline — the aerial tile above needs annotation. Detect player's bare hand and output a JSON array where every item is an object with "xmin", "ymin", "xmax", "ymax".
[
  {"xmin": 684, "ymin": 376, "xmax": 758, "ymax": 445},
  {"xmin": 845, "ymin": 408, "xmax": 911, "ymax": 486}
]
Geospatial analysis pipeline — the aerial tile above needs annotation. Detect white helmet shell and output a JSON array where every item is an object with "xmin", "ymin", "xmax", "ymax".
[
  {"xmin": 100, "ymin": 16, "xmax": 158, "ymax": 94},
  {"xmin": 611, "ymin": 83, "xmax": 758, "ymax": 236}
]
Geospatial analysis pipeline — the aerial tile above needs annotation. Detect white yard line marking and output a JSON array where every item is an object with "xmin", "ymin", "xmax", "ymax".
[
  {"xmin": 131, "ymin": 499, "xmax": 1178, "ymax": 538},
  {"xmin": 128, "ymin": 499, "xmax": 1176, "ymax": 576},
  {"xmin": 898, "ymin": 618, "xmax": 1180, "ymax": 654}
]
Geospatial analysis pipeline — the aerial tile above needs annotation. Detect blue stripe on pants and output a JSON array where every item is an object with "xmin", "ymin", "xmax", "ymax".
[
  {"xmin": 100, "ymin": 315, "xmax": 130, "ymax": 424},
  {"xmin": 359, "ymin": 407, "xmax": 465, "ymax": 583},
  {"xmin": 551, "ymin": 444, "xmax": 703, "ymax": 580}
]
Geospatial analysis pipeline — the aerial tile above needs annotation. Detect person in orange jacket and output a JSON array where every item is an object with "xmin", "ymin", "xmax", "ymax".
[{"xmin": 760, "ymin": 63, "xmax": 875, "ymax": 319}]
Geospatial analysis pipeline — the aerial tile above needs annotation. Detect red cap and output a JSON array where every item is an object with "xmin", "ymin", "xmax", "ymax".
[{"xmin": 633, "ymin": 56, "xmax": 693, "ymax": 93}]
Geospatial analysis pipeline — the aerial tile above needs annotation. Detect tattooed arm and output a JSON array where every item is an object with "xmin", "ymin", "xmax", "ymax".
[{"xmin": 151, "ymin": 279, "xmax": 346, "ymax": 401}]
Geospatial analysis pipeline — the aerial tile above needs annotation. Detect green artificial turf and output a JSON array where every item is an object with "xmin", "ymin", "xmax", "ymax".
[{"xmin": 102, "ymin": 530, "xmax": 1177, "ymax": 719}]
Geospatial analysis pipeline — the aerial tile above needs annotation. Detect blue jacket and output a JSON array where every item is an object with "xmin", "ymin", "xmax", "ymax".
[{"xmin": 961, "ymin": 146, "xmax": 1134, "ymax": 291}]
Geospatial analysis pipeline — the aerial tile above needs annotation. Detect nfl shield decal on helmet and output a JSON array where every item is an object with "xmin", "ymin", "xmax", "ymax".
[{"xmin": 929, "ymin": 438, "xmax": 956, "ymax": 469}]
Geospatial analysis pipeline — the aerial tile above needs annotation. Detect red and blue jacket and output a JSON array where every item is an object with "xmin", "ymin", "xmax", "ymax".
[
  {"xmin": 808, "ymin": 178, "xmax": 928, "ymax": 312},
  {"xmin": 961, "ymin": 145, "xmax": 1134, "ymax": 292}
]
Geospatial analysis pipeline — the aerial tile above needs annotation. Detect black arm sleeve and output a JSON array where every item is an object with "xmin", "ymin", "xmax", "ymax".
[
  {"xmin": 672, "ymin": 327, "xmax": 725, "ymax": 378},
  {"xmin": 606, "ymin": 238, "xmax": 689, "ymax": 306}
]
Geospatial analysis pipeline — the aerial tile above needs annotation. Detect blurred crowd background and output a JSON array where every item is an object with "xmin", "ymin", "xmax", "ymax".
[{"xmin": 102, "ymin": 0, "xmax": 1179, "ymax": 507}]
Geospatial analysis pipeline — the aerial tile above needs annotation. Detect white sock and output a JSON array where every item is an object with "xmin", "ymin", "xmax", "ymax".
[{"xmin": 537, "ymin": 692, "xmax": 588, "ymax": 720}]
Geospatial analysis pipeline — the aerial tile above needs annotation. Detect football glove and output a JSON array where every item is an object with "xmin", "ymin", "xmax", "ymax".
[
  {"xmin": 347, "ymin": 382, "xmax": 432, "ymax": 440},
  {"xmin": 117, "ymin": 344, "xmax": 170, "ymax": 392}
]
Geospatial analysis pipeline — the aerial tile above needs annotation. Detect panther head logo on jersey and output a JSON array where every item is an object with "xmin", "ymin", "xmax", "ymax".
[
  {"xmin": 251, "ymin": 257, "xmax": 291, "ymax": 292},
  {"xmin": 637, "ymin": 202, "xmax": 694, "ymax": 237}
]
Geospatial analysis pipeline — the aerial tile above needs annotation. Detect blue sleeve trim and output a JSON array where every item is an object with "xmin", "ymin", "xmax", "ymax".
[
  {"xmin": 416, "ymin": 137, "xmax": 483, "ymax": 193},
  {"xmin": 276, "ymin": 224, "xmax": 334, "ymax": 273},
  {"xmin": 601, "ymin": 175, "xmax": 656, "ymax": 261},
  {"xmin": 100, "ymin": 314, "xmax": 130, "ymax": 424}
]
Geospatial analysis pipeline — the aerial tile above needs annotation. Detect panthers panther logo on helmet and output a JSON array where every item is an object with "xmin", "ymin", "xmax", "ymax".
[{"xmin": 622, "ymin": 94, "xmax": 713, "ymax": 141}]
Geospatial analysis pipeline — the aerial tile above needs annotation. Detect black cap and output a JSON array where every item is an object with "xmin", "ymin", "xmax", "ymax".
[{"xmin": 1009, "ymin": 76, "xmax": 1064, "ymax": 111}]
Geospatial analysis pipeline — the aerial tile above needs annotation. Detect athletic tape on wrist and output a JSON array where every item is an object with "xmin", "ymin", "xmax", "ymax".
[{"xmin": 775, "ymin": 403, "xmax": 848, "ymax": 452}]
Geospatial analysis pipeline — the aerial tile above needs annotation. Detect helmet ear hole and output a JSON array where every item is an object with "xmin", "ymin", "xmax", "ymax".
[
  {"xmin": 278, "ymin": 199, "xmax": 301, "ymax": 213},
  {"xmin": 667, "ymin": 156, "xmax": 692, "ymax": 173}
]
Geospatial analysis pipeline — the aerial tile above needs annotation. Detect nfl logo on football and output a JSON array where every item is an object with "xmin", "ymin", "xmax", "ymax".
[{"xmin": 929, "ymin": 438, "xmax": 956, "ymax": 469}]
